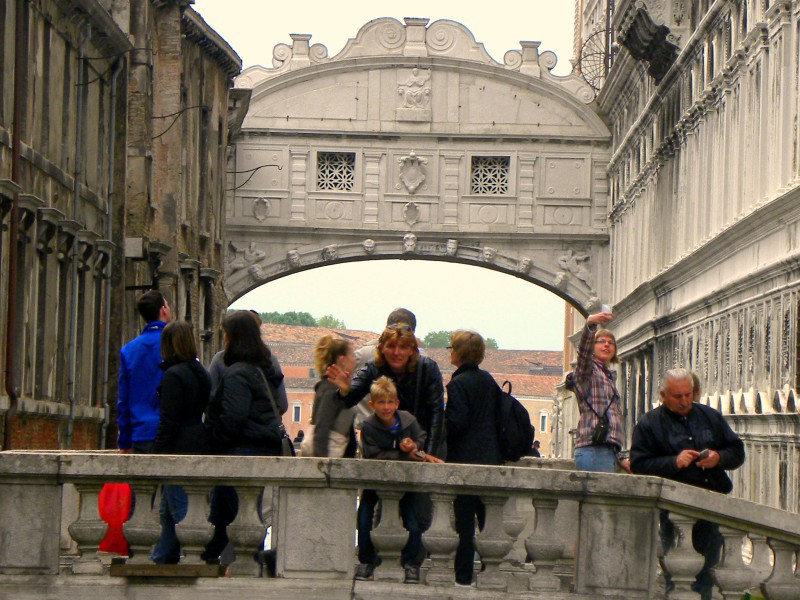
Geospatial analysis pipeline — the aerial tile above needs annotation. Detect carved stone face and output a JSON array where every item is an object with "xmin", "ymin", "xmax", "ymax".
[
  {"xmin": 482, "ymin": 246, "xmax": 496, "ymax": 263},
  {"xmin": 321, "ymin": 245, "xmax": 338, "ymax": 261},
  {"xmin": 287, "ymin": 250, "xmax": 301, "ymax": 268},
  {"xmin": 517, "ymin": 256, "xmax": 532, "ymax": 273},
  {"xmin": 446, "ymin": 239, "xmax": 458, "ymax": 256},
  {"xmin": 362, "ymin": 239, "xmax": 376, "ymax": 255},
  {"xmin": 403, "ymin": 233, "xmax": 417, "ymax": 253}
]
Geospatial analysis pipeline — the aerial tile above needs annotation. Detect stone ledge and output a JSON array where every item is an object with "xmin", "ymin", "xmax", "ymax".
[{"xmin": 0, "ymin": 395, "xmax": 104, "ymax": 422}]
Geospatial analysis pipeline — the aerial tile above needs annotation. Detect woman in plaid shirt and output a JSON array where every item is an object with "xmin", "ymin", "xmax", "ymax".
[{"xmin": 571, "ymin": 311, "xmax": 631, "ymax": 473}]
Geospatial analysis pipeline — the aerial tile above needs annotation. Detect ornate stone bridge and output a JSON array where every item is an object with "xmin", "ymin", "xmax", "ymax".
[{"xmin": 223, "ymin": 18, "xmax": 612, "ymax": 312}]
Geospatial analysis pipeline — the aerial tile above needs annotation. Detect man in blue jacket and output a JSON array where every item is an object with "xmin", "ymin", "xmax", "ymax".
[
  {"xmin": 118, "ymin": 290, "xmax": 171, "ymax": 454},
  {"xmin": 631, "ymin": 368, "xmax": 745, "ymax": 600}
]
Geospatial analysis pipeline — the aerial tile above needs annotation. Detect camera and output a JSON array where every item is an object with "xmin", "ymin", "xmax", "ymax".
[{"xmin": 591, "ymin": 416, "xmax": 610, "ymax": 445}]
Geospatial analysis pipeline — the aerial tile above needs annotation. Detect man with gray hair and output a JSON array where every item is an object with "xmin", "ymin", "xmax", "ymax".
[{"xmin": 630, "ymin": 368, "xmax": 745, "ymax": 600}]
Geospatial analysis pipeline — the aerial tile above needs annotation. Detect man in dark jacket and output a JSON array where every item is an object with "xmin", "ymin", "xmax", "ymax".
[{"xmin": 630, "ymin": 368, "xmax": 745, "ymax": 600}]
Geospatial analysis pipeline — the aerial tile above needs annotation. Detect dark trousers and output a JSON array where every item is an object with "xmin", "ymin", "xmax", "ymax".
[
  {"xmin": 659, "ymin": 510, "xmax": 722, "ymax": 599},
  {"xmin": 357, "ymin": 489, "xmax": 425, "ymax": 567},
  {"xmin": 454, "ymin": 494, "xmax": 485, "ymax": 585}
]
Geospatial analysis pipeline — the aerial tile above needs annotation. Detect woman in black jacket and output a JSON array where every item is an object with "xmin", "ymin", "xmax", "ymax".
[
  {"xmin": 202, "ymin": 310, "xmax": 287, "ymax": 563},
  {"xmin": 150, "ymin": 321, "xmax": 211, "ymax": 564},
  {"xmin": 445, "ymin": 330, "xmax": 503, "ymax": 587}
]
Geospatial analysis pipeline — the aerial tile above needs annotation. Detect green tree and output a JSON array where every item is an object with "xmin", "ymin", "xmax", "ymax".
[
  {"xmin": 423, "ymin": 330, "xmax": 452, "ymax": 348},
  {"xmin": 317, "ymin": 314, "xmax": 346, "ymax": 329},
  {"xmin": 259, "ymin": 310, "xmax": 317, "ymax": 326},
  {"xmin": 423, "ymin": 330, "xmax": 500, "ymax": 349}
]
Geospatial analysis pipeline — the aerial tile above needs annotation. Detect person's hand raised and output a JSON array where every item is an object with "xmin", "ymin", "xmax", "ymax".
[
  {"xmin": 587, "ymin": 312, "xmax": 614, "ymax": 326},
  {"xmin": 325, "ymin": 363, "xmax": 352, "ymax": 393}
]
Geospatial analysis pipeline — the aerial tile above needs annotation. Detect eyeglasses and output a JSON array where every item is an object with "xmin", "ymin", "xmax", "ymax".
[
  {"xmin": 595, "ymin": 340, "xmax": 616, "ymax": 347},
  {"xmin": 387, "ymin": 324, "xmax": 412, "ymax": 333},
  {"xmin": 446, "ymin": 345, "xmax": 453, "ymax": 349}
]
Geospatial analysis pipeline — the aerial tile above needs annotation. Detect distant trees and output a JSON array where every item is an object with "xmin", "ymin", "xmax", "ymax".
[
  {"xmin": 423, "ymin": 330, "xmax": 499, "ymax": 349},
  {"xmin": 223, "ymin": 309, "xmax": 348, "ymax": 328}
]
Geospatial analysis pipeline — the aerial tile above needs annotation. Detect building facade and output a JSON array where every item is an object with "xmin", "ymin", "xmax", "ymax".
[
  {"xmin": 0, "ymin": 0, "xmax": 242, "ymax": 450},
  {"xmin": 561, "ymin": 0, "xmax": 800, "ymax": 513}
]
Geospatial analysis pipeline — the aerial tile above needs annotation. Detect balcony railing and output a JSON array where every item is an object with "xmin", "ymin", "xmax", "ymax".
[{"xmin": 1, "ymin": 451, "xmax": 798, "ymax": 599}]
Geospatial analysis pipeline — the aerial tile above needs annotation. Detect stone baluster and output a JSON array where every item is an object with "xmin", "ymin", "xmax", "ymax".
[
  {"xmin": 226, "ymin": 486, "xmax": 267, "ymax": 576},
  {"xmin": 475, "ymin": 495, "xmax": 514, "ymax": 591},
  {"xmin": 422, "ymin": 492, "xmax": 459, "ymax": 586},
  {"xmin": 67, "ymin": 482, "xmax": 108, "ymax": 574},
  {"xmin": 174, "ymin": 483, "xmax": 213, "ymax": 565},
  {"xmin": 711, "ymin": 526, "xmax": 756, "ymax": 599},
  {"xmin": 748, "ymin": 534, "xmax": 775, "ymax": 585},
  {"xmin": 761, "ymin": 538, "xmax": 800, "ymax": 600},
  {"xmin": 501, "ymin": 494, "xmax": 528, "ymax": 564},
  {"xmin": 370, "ymin": 490, "xmax": 408, "ymax": 582},
  {"xmin": 525, "ymin": 496, "xmax": 563, "ymax": 591},
  {"xmin": 122, "ymin": 482, "xmax": 159, "ymax": 564},
  {"xmin": 662, "ymin": 514, "xmax": 705, "ymax": 600}
]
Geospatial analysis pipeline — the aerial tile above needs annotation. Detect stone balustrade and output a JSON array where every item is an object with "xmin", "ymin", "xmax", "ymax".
[{"xmin": 0, "ymin": 451, "xmax": 798, "ymax": 599}]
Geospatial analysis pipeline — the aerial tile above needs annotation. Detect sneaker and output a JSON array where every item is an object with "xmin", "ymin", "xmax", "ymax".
[
  {"xmin": 355, "ymin": 562, "xmax": 375, "ymax": 580},
  {"xmin": 404, "ymin": 565, "xmax": 420, "ymax": 584}
]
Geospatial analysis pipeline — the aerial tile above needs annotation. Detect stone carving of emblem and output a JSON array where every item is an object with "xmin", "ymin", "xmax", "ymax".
[
  {"xmin": 481, "ymin": 247, "xmax": 497, "ymax": 263},
  {"xmin": 397, "ymin": 68, "xmax": 431, "ymax": 109},
  {"xmin": 557, "ymin": 249, "xmax": 594, "ymax": 289},
  {"xmin": 321, "ymin": 245, "xmax": 338, "ymax": 261},
  {"xmin": 403, "ymin": 201, "xmax": 420, "ymax": 226},
  {"xmin": 517, "ymin": 256, "xmax": 532, "ymax": 274},
  {"xmin": 362, "ymin": 239, "xmax": 376, "ymax": 255},
  {"xmin": 324, "ymin": 201, "xmax": 345, "ymax": 220},
  {"xmin": 398, "ymin": 152, "xmax": 427, "ymax": 194},
  {"xmin": 253, "ymin": 197, "xmax": 271, "ymax": 222},
  {"xmin": 445, "ymin": 239, "xmax": 458, "ymax": 257},
  {"xmin": 287, "ymin": 250, "xmax": 301, "ymax": 269},
  {"xmin": 403, "ymin": 232, "xmax": 417, "ymax": 254},
  {"xmin": 227, "ymin": 242, "xmax": 247, "ymax": 273}
]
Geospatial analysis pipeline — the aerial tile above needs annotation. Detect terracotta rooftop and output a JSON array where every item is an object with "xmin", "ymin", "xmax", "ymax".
[{"xmin": 263, "ymin": 325, "xmax": 564, "ymax": 397}]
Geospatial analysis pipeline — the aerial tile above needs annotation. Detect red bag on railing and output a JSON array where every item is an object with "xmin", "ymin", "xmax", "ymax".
[{"xmin": 97, "ymin": 483, "xmax": 131, "ymax": 556}]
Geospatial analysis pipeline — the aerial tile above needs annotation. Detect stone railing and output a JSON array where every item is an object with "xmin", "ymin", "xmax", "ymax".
[{"xmin": 0, "ymin": 452, "xmax": 799, "ymax": 599}]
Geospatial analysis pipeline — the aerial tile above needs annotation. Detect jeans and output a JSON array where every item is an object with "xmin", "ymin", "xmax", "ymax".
[
  {"xmin": 659, "ymin": 510, "xmax": 722, "ymax": 600},
  {"xmin": 150, "ymin": 485, "xmax": 188, "ymax": 564},
  {"xmin": 573, "ymin": 445, "xmax": 618, "ymax": 473},
  {"xmin": 454, "ymin": 495, "xmax": 486, "ymax": 585},
  {"xmin": 357, "ymin": 489, "xmax": 425, "ymax": 567}
]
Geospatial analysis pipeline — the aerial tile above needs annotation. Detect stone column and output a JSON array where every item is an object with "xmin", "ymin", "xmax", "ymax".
[
  {"xmin": 441, "ymin": 154, "xmax": 463, "ymax": 228},
  {"xmin": 289, "ymin": 148, "xmax": 308, "ymax": 222},
  {"xmin": 475, "ymin": 495, "xmax": 513, "ymax": 590},
  {"xmin": 421, "ymin": 492, "xmax": 458, "ymax": 585},
  {"xmin": 711, "ymin": 526, "xmax": 756, "ymax": 600},
  {"xmin": 68, "ymin": 482, "xmax": 108, "ymax": 574},
  {"xmin": 517, "ymin": 154, "xmax": 537, "ymax": 231},
  {"xmin": 526, "ymin": 497, "xmax": 562, "ymax": 591},
  {"xmin": 226, "ymin": 485, "xmax": 266, "ymax": 576},
  {"xmin": 174, "ymin": 483, "xmax": 213, "ymax": 565},
  {"xmin": 121, "ymin": 481, "xmax": 159, "ymax": 564},
  {"xmin": 760, "ymin": 538, "xmax": 800, "ymax": 600},
  {"xmin": 371, "ymin": 490, "xmax": 407, "ymax": 582},
  {"xmin": 662, "ymin": 514, "xmax": 705, "ymax": 600},
  {"xmin": 362, "ymin": 151, "xmax": 382, "ymax": 225}
]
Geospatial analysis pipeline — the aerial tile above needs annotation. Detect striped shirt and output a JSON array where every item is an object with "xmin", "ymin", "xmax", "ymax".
[{"xmin": 573, "ymin": 323, "xmax": 624, "ymax": 452}]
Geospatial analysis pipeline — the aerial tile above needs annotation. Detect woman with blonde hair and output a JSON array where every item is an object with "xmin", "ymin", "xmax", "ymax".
[{"xmin": 301, "ymin": 335, "xmax": 357, "ymax": 457}]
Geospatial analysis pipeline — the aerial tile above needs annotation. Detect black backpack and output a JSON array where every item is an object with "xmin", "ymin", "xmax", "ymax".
[{"xmin": 495, "ymin": 380, "xmax": 535, "ymax": 462}]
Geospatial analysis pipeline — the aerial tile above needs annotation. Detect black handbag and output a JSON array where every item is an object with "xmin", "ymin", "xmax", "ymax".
[{"xmin": 257, "ymin": 368, "xmax": 296, "ymax": 457}]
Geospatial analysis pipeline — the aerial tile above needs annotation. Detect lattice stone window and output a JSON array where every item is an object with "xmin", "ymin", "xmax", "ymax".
[
  {"xmin": 471, "ymin": 156, "xmax": 510, "ymax": 194},
  {"xmin": 317, "ymin": 152, "xmax": 355, "ymax": 191}
]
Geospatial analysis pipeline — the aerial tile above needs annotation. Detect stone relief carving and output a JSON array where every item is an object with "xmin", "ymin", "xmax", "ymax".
[
  {"xmin": 397, "ymin": 68, "xmax": 431, "ymax": 109},
  {"xmin": 248, "ymin": 264, "xmax": 267, "ymax": 282},
  {"xmin": 287, "ymin": 250, "xmax": 301, "ymax": 268},
  {"xmin": 403, "ymin": 202, "xmax": 421, "ymax": 226},
  {"xmin": 403, "ymin": 232, "xmax": 417, "ymax": 254},
  {"xmin": 227, "ymin": 242, "xmax": 247, "ymax": 273},
  {"xmin": 557, "ymin": 249, "xmax": 594, "ymax": 289},
  {"xmin": 244, "ymin": 242, "xmax": 266, "ymax": 263},
  {"xmin": 253, "ymin": 197, "xmax": 271, "ymax": 222},
  {"xmin": 398, "ymin": 152, "xmax": 427, "ymax": 194},
  {"xmin": 481, "ymin": 247, "xmax": 497, "ymax": 263},
  {"xmin": 321, "ymin": 245, "xmax": 338, "ymax": 261},
  {"xmin": 446, "ymin": 239, "xmax": 458, "ymax": 257},
  {"xmin": 362, "ymin": 239, "xmax": 376, "ymax": 255},
  {"xmin": 516, "ymin": 256, "xmax": 532, "ymax": 273},
  {"xmin": 554, "ymin": 271, "xmax": 569, "ymax": 290}
]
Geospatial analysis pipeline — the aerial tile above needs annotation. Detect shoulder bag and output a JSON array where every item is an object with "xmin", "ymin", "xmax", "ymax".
[{"xmin": 257, "ymin": 367, "xmax": 296, "ymax": 457}]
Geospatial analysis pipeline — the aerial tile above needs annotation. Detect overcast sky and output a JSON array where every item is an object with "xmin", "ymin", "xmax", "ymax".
[{"xmin": 192, "ymin": 1, "xmax": 578, "ymax": 350}]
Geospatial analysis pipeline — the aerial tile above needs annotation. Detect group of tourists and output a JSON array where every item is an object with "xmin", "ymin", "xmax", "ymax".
[{"xmin": 118, "ymin": 291, "xmax": 745, "ymax": 597}]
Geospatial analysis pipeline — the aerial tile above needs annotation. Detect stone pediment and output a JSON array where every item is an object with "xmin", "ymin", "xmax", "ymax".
[{"xmin": 235, "ymin": 17, "xmax": 597, "ymax": 110}]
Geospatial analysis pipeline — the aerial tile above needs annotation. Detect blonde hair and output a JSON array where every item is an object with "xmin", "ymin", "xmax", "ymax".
[
  {"xmin": 370, "ymin": 376, "xmax": 398, "ymax": 403},
  {"xmin": 450, "ymin": 330, "xmax": 485, "ymax": 366},
  {"xmin": 314, "ymin": 335, "xmax": 351, "ymax": 375}
]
